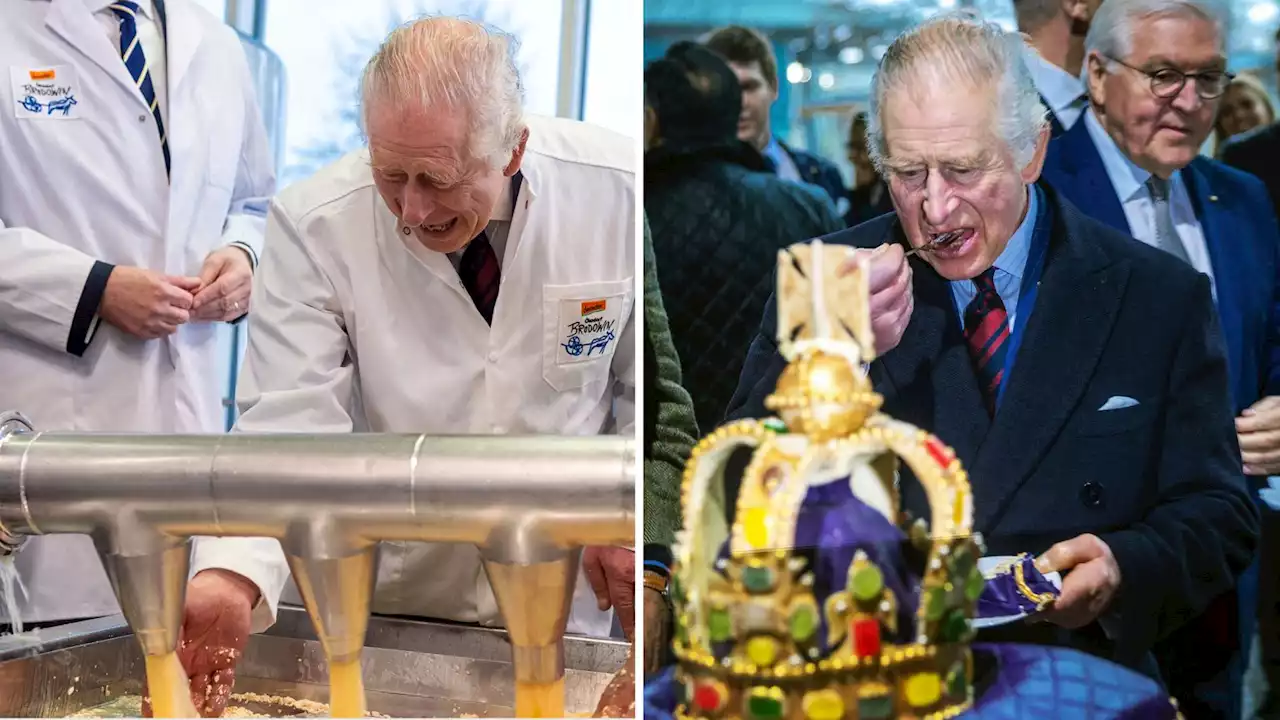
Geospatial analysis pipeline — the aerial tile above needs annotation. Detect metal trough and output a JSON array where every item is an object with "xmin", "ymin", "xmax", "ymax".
[{"xmin": 0, "ymin": 606, "xmax": 627, "ymax": 717}]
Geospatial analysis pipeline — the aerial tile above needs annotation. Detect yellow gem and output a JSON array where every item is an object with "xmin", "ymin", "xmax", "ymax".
[
  {"xmin": 905, "ymin": 672, "xmax": 942, "ymax": 707},
  {"xmin": 743, "ymin": 507, "xmax": 769, "ymax": 548},
  {"xmin": 746, "ymin": 635, "xmax": 779, "ymax": 666},
  {"xmin": 802, "ymin": 689, "xmax": 844, "ymax": 720}
]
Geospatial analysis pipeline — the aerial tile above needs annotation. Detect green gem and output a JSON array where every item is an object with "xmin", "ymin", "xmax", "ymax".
[
  {"xmin": 940, "ymin": 608, "xmax": 971, "ymax": 642},
  {"xmin": 950, "ymin": 543, "xmax": 973, "ymax": 575},
  {"xmin": 743, "ymin": 565, "xmax": 776, "ymax": 593},
  {"xmin": 709, "ymin": 607, "xmax": 733, "ymax": 642},
  {"xmin": 946, "ymin": 661, "xmax": 967, "ymax": 696},
  {"xmin": 789, "ymin": 603, "xmax": 818, "ymax": 642},
  {"xmin": 857, "ymin": 694, "xmax": 894, "ymax": 719},
  {"xmin": 747, "ymin": 692, "xmax": 784, "ymax": 719},
  {"xmin": 965, "ymin": 566, "xmax": 985, "ymax": 602},
  {"xmin": 851, "ymin": 564, "xmax": 884, "ymax": 601},
  {"xmin": 925, "ymin": 586, "xmax": 948, "ymax": 621},
  {"xmin": 762, "ymin": 418, "xmax": 788, "ymax": 433}
]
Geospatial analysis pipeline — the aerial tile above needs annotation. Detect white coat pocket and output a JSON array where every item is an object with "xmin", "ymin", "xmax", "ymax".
[
  {"xmin": 10, "ymin": 65, "xmax": 83, "ymax": 120},
  {"xmin": 542, "ymin": 279, "xmax": 633, "ymax": 392}
]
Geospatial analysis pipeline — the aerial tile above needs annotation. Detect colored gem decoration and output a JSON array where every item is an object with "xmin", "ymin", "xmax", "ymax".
[
  {"xmin": 708, "ymin": 606, "xmax": 733, "ymax": 642},
  {"xmin": 743, "ymin": 507, "xmax": 769, "ymax": 548},
  {"xmin": 746, "ymin": 686, "xmax": 786, "ymax": 719},
  {"xmin": 924, "ymin": 585, "xmax": 948, "ymax": 621},
  {"xmin": 851, "ymin": 617, "xmax": 881, "ymax": 657},
  {"xmin": 746, "ymin": 635, "xmax": 780, "ymax": 667},
  {"xmin": 924, "ymin": 435, "xmax": 952, "ymax": 467},
  {"xmin": 939, "ymin": 608, "xmax": 971, "ymax": 643},
  {"xmin": 742, "ymin": 564, "xmax": 776, "ymax": 594},
  {"xmin": 850, "ymin": 557, "xmax": 883, "ymax": 602},
  {"xmin": 762, "ymin": 417, "xmax": 788, "ymax": 433},
  {"xmin": 693, "ymin": 679, "xmax": 727, "ymax": 712},
  {"xmin": 801, "ymin": 689, "xmax": 844, "ymax": 720},
  {"xmin": 740, "ymin": 601, "xmax": 773, "ymax": 631},
  {"xmin": 789, "ymin": 600, "xmax": 818, "ymax": 642},
  {"xmin": 946, "ymin": 660, "xmax": 967, "ymax": 697},
  {"xmin": 965, "ymin": 565, "xmax": 985, "ymax": 602},
  {"xmin": 906, "ymin": 672, "xmax": 943, "ymax": 707},
  {"xmin": 857, "ymin": 688, "xmax": 894, "ymax": 719}
]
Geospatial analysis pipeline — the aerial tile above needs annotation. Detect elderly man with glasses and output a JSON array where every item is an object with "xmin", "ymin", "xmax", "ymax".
[{"xmin": 1040, "ymin": 0, "xmax": 1280, "ymax": 717}]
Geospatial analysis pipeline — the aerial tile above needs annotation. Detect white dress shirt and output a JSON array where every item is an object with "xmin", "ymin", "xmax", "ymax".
[
  {"xmin": 1022, "ymin": 45, "xmax": 1087, "ymax": 131},
  {"xmin": 84, "ymin": 0, "xmax": 167, "ymax": 125},
  {"xmin": 445, "ymin": 177, "xmax": 514, "ymax": 272},
  {"xmin": 1082, "ymin": 109, "xmax": 1216, "ymax": 288}
]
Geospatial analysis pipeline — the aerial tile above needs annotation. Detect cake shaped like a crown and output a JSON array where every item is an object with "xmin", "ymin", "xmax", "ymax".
[{"xmin": 670, "ymin": 242, "xmax": 985, "ymax": 720}]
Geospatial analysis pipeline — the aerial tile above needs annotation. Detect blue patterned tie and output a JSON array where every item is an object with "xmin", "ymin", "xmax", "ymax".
[
  {"xmin": 963, "ymin": 269, "xmax": 1010, "ymax": 415},
  {"xmin": 109, "ymin": 1, "xmax": 170, "ymax": 176}
]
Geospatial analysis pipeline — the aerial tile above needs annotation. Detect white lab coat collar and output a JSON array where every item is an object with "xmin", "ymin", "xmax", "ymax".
[
  {"xmin": 81, "ymin": 0, "xmax": 154, "ymax": 18},
  {"xmin": 47, "ymin": 0, "xmax": 144, "ymax": 108}
]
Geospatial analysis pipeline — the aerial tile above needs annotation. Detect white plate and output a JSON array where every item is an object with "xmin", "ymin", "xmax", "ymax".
[{"xmin": 970, "ymin": 555, "xmax": 1062, "ymax": 629}]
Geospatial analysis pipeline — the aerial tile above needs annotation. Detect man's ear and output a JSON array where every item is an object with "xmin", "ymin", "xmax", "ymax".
[
  {"xmin": 504, "ymin": 127, "xmax": 530, "ymax": 176},
  {"xmin": 1021, "ymin": 125, "xmax": 1052, "ymax": 184}
]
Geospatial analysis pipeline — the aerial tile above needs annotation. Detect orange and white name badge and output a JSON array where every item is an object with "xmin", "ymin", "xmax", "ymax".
[
  {"xmin": 556, "ymin": 293, "xmax": 626, "ymax": 365},
  {"xmin": 11, "ymin": 65, "xmax": 82, "ymax": 120}
]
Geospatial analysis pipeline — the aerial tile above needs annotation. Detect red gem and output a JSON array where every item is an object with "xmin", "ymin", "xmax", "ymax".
[
  {"xmin": 693, "ymin": 683, "xmax": 723, "ymax": 711},
  {"xmin": 852, "ymin": 618, "xmax": 881, "ymax": 657},
  {"xmin": 924, "ymin": 436, "xmax": 951, "ymax": 467}
]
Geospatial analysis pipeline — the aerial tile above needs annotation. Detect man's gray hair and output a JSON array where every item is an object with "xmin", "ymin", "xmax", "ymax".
[
  {"xmin": 361, "ymin": 16, "xmax": 526, "ymax": 168},
  {"xmin": 867, "ymin": 13, "xmax": 1049, "ymax": 173},
  {"xmin": 1084, "ymin": 0, "xmax": 1228, "ymax": 66}
]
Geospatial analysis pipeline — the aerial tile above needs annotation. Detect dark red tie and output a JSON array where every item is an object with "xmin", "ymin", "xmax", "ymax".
[
  {"xmin": 963, "ymin": 269, "xmax": 1010, "ymax": 415},
  {"xmin": 460, "ymin": 233, "xmax": 500, "ymax": 324}
]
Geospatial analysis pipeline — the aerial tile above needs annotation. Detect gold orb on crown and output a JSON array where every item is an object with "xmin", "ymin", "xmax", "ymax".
[{"xmin": 764, "ymin": 347, "xmax": 881, "ymax": 441}]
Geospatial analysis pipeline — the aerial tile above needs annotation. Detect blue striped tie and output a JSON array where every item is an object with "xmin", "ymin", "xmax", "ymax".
[{"xmin": 109, "ymin": 1, "xmax": 170, "ymax": 176}]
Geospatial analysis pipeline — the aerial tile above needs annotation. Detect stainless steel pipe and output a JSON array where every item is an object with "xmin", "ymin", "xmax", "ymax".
[{"xmin": 0, "ymin": 411, "xmax": 634, "ymax": 686}]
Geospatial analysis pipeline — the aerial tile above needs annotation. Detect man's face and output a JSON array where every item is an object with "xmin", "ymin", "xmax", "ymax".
[
  {"xmin": 367, "ymin": 103, "xmax": 524, "ymax": 254},
  {"xmin": 727, "ymin": 60, "xmax": 777, "ymax": 149},
  {"xmin": 1087, "ymin": 14, "xmax": 1223, "ymax": 177},
  {"xmin": 880, "ymin": 78, "xmax": 1047, "ymax": 281}
]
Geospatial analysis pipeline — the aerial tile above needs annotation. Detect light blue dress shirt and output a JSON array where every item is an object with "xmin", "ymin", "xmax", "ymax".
[
  {"xmin": 763, "ymin": 135, "xmax": 802, "ymax": 183},
  {"xmin": 948, "ymin": 186, "xmax": 1039, "ymax": 331}
]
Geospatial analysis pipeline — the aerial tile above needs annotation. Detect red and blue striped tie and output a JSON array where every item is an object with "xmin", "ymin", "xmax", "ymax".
[
  {"xmin": 109, "ymin": 1, "xmax": 170, "ymax": 176},
  {"xmin": 963, "ymin": 269, "xmax": 1009, "ymax": 415},
  {"xmin": 460, "ymin": 233, "xmax": 500, "ymax": 324}
]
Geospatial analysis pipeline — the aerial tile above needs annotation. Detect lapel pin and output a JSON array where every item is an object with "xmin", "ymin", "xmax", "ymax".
[{"xmin": 1209, "ymin": 195, "xmax": 1219, "ymax": 202}]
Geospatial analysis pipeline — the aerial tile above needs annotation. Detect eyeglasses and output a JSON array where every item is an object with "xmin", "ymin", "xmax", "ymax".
[{"xmin": 1105, "ymin": 55, "xmax": 1234, "ymax": 100}]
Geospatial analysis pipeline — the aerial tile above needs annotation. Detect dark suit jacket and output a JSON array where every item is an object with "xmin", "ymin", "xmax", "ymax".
[
  {"xmin": 724, "ymin": 183, "xmax": 1259, "ymax": 670},
  {"xmin": 779, "ymin": 140, "xmax": 846, "ymax": 209},
  {"xmin": 1221, "ymin": 122, "xmax": 1280, "ymax": 232},
  {"xmin": 1042, "ymin": 116, "xmax": 1280, "ymax": 412}
]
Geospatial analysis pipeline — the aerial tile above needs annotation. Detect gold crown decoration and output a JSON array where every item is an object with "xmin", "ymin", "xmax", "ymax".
[{"xmin": 670, "ymin": 242, "xmax": 985, "ymax": 720}]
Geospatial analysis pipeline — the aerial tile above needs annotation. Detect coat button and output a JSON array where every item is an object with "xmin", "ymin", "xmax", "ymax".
[{"xmin": 1080, "ymin": 482, "xmax": 1104, "ymax": 508}]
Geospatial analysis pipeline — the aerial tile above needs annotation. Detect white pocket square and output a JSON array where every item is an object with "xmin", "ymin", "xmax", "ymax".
[{"xmin": 1098, "ymin": 396, "xmax": 1139, "ymax": 411}]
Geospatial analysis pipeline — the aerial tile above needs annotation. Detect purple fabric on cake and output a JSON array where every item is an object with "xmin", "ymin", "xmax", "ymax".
[{"xmin": 977, "ymin": 555, "xmax": 1062, "ymax": 620}]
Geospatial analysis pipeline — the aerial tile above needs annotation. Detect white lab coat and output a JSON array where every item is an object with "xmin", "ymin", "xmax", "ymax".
[
  {"xmin": 0, "ymin": 0, "xmax": 276, "ymax": 626},
  {"xmin": 193, "ymin": 115, "xmax": 636, "ymax": 638}
]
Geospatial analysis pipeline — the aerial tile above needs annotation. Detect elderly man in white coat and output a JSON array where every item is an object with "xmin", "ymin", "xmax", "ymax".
[
  {"xmin": 179, "ymin": 15, "xmax": 638, "ymax": 717},
  {"xmin": 0, "ymin": 0, "xmax": 275, "ymax": 657}
]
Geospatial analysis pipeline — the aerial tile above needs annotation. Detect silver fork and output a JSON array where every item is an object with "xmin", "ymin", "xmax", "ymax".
[{"xmin": 904, "ymin": 229, "xmax": 964, "ymax": 258}]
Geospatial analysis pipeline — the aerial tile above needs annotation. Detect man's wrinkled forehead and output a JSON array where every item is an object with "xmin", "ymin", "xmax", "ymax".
[
  {"xmin": 1127, "ymin": 12, "xmax": 1225, "ymax": 65},
  {"xmin": 881, "ymin": 81, "xmax": 1003, "ymax": 162}
]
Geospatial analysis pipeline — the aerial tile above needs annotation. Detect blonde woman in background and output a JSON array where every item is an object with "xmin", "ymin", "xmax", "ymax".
[{"xmin": 1216, "ymin": 73, "xmax": 1275, "ymax": 155}]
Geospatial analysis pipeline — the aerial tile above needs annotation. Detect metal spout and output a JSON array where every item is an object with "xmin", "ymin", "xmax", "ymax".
[
  {"xmin": 96, "ymin": 535, "xmax": 190, "ymax": 657},
  {"xmin": 285, "ymin": 544, "xmax": 377, "ymax": 666},
  {"xmin": 0, "ymin": 413, "xmax": 30, "ymax": 557},
  {"xmin": 482, "ymin": 549, "xmax": 578, "ymax": 684}
]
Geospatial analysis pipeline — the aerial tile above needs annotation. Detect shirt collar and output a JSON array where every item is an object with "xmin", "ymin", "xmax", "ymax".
[
  {"xmin": 489, "ymin": 174, "xmax": 514, "ymax": 222},
  {"xmin": 1083, "ymin": 107, "xmax": 1182, "ymax": 201},
  {"xmin": 990, "ymin": 184, "xmax": 1038, "ymax": 281},
  {"xmin": 1022, "ymin": 45, "xmax": 1085, "ymax": 114},
  {"xmin": 85, "ymin": 0, "xmax": 155, "ymax": 19}
]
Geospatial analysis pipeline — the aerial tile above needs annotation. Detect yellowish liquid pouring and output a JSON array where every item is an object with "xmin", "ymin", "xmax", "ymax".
[
  {"xmin": 514, "ymin": 679, "xmax": 565, "ymax": 718},
  {"xmin": 327, "ymin": 659, "xmax": 367, "ymax": 718},
  {"xmin": 144, "ymin": 653, "xmax": 199, "ymax": 719}
]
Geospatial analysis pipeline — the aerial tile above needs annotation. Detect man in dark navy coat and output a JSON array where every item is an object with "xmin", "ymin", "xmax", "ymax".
[
  {"xmin": 726, "ymin": 13, "xmax": 1258, "ymax": 680},
  {"xmin": 1038, "ymin": 1, "xmax": 1280, "ymax": 715}
]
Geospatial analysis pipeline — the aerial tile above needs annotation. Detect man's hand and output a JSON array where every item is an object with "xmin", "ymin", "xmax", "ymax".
[
  {"xmin": 1035, "ymin": 533, "xmax": 1121, "ymax": 629},
  {"xmin": 582, "ymin": 546, "xmax": 636, "ymax": 640},
  {"xmin": 143, "ymin": 569, "xmax": 259, "ymax": 718},
  {"xmin": 642, "ymin": 586, "xmax": 669, "ymax": 674},
  {"xmin": 839, "ymin": 243, "xmax": 913, "ymax": 356},
  {"xmin": 1237, "ymin": 395, "xmax": 1280, "ymax": 475},
  {"xmin": 191, "ymin": 247, "xmax": 253, "ymax": 322},
  {"xmin": 100, "ymin": 267, "xmax": 201, "ymax": 339}
]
